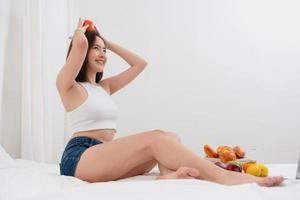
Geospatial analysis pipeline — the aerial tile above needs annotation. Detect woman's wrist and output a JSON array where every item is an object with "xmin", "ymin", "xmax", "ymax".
[
  {"xmin": 72, "ymin": 30, "xmax": 88, "ymax": 46},
  {"xmin": 74, "ymin": 28, "xmax": 87, "ymax": 38},
  {"xmin": 74, "ymin": 28, "xmax": 86, "ymax": 36},
  {"xmin": 104, "ymin": 39, "xmax": 112, "ymax": 50}
]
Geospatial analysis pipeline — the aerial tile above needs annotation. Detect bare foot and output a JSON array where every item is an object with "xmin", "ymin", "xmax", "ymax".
[
  {"xmin": 155, "ymin": 166, "xmax": 284, "ymax": 187},
  {"xmin": 156, "ymin": 166, "xmax": 200, "ymax": 180},
  {"xmin": 221, "ymin": 172, "xmax": 285, "ymax": 187},
  {"xmin": 257, "ymin": 176, "xmax": 284, "ymax": 187}
]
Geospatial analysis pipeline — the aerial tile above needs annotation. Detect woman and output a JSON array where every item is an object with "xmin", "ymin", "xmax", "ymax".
[{"xmin": 57, "ymin": 18, "xmax": 283, "ymax": 186}]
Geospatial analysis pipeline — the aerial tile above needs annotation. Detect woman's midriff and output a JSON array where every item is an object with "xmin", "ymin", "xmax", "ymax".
[{"xmin": 72, "ymin": 129, "xmax": 116, "ymax": 142}]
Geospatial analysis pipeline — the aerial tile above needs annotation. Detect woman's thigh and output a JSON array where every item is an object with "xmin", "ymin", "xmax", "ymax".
[
  {"xmin": 117, "ymin": 159, "xmax": 158, "ymax": 179},
  {"xmin": 75, "ymin": 130, "xmax": 164, "ymax": 182}
]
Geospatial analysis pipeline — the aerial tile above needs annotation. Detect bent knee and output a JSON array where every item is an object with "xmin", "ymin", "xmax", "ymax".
[
  {"xmin": 164, "ymin": 131, "xmax": 181, "ymax": 143},
  {"xmin": 141, "ymin": 129, "xmax": 166, "ymax": 143},
  {"xmin": 142, "ymin": 129, "xmax": 165, "ymax": 139},
  {"xmin": 143, "ymin": 129, "xmax": 180, "ymax": 143}
]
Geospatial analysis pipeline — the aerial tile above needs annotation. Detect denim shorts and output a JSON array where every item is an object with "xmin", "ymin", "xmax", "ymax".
[{"xmin": 59, "ymin": 136, "xmax": 103, "ymax": 177}]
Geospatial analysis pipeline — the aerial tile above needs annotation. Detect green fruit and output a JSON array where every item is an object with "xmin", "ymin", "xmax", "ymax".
[{"xmin": 227, "ymin": 160, "xmax": 242, "ymax": 167}]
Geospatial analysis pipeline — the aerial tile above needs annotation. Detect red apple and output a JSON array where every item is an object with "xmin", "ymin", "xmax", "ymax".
[
  {"xmin": 83, "ymin": 19, "xmax": 96, "ymax": 31},
  {"xmin": 226, "ymin": 164, "xmax": 242, "ymax": 172}
]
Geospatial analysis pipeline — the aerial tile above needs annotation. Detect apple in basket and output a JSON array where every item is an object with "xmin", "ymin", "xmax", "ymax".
[
  {"xmin": 226, "ymin": 161, "xmax": 242, "ymax": 172},
  {"xmin": 215, "ymin": 161, "xmax": 242, "ymax": 172},
  {"xmin": 226, "ymin": 163, "xmax": 242, "ymax": 172}
]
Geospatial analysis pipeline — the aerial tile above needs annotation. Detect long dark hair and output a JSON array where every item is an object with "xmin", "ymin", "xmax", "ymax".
[{"xmin": 66, "ymin": 28, "xmax": 106, "ymax": 83}]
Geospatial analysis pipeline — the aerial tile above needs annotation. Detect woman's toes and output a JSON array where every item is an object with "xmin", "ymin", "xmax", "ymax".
[
  {"xmin": 177, "ymin": 166, "xmax": 200, "ymax": 179},
  {"xmin": 274, "ymin": 176, "xmax": 284, "ymax": 185},
  {"xmin": 156, "ymin": 166, "xmax": 200, "ymax": 180},
  {"xmin": 186, "ymin": 168, "xmax": 200, "ymax": 178}
]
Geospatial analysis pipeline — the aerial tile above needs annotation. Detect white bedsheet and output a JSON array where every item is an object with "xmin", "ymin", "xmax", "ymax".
[{"xmin": 0, "ymin": 159, "xmax": 299, "ymax": 200}]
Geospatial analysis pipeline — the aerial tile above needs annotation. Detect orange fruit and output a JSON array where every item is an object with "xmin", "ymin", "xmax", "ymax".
[
  {"xmin": 257, "ymin": 163, "xmax": 269, "ymax": 177},
  {"xmin": 242, "ymin": 162, "xmax": 256, "ymax": 172},
  {"xmin": 219, "ymin": 149, "xmax": 237, "ymax": 163},
  {"xmin": 246, "ymin": 164, "xmax": 261, "ymax": 176},
  {"xmin": 204, "ymin": 144, "xmax": 218, "ymax": 158}
]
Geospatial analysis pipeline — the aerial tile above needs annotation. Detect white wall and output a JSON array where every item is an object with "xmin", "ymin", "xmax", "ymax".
[{"xmin": 78, "ymin": 0, "xmax": 300, "ymax": 163}]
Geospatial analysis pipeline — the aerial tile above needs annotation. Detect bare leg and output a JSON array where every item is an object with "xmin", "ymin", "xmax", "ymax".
[
  {"xmin": 156, "ymin": 166, "xmax": 200, "ymax": 180},
  {"xmin": 156, "ymin": 132, "xmax": 200, "ymax": 180},
  {"xmin": 149, "ymin": 131, "xmax": 283, "ymax": 186},
  {"xmin": 119, "ymin": 130, "xmax": 281, "ymax": 186},
  {"xmin": 75, "ymin": 130, "xmax": 178, "ymax": 182},
  {"xmin": 119, "ymin": 131, "xmax": 201, "ymax": 181},
  {"xmin": 157, "ymin": 132, "xmax": 180, "ymax": 176},
  {"xmin": 158, "ymin": 163, "xmax": 174, "ymax": 175},
  {"xmin": 75, "ymin": 130, "xmax": 283, "ymax": 186},
  {"xmin": 120, "ymin": 131, "xmax": 181, "ymax": 177}
]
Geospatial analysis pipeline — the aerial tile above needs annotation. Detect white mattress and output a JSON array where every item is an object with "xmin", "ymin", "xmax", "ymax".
[{"xmin": 0, "ymin": 159, "xmax": 299, "ymax": 200}]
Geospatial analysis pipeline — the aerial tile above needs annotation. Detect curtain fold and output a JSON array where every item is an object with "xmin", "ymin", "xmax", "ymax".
[
  {"xmin": 21, "ymin": 0, "xmax": 45, "ymax": 161},
  {"xmin": 0, "ymin": 0, "xmax": 11, "ymax": 145},
  {"xmin": 0, "ymin": 0, "xmax": 78, "ymax": 163}
]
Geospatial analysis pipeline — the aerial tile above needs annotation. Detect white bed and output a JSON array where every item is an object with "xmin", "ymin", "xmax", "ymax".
[{"xmin": 1, "ymin": 146, "xmax": 299, "ymax": 200}]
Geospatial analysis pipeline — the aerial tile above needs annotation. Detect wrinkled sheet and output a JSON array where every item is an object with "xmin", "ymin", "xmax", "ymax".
[{"xmin": 0, "ymin": 159, "xmax": 299, "ymax": 200}]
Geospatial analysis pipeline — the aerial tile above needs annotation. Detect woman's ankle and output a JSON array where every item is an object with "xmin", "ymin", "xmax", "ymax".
[
  {"xmin": 213, "ymin": 170, "xmax": 257, "ymax": 185},
  {"xmin": 203, "ymin": 168, "xmax": 231, "ymax": 185}
]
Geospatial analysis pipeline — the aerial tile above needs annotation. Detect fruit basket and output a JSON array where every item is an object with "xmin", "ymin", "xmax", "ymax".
[{"xmin": 203, "ymin": 144, "xmax": 269, "ymax": 177}]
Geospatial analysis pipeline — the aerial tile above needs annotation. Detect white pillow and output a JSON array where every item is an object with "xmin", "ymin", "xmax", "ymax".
[{"xmin": 0, "ymin": 144, "xmax": 15, "ymax": 167}]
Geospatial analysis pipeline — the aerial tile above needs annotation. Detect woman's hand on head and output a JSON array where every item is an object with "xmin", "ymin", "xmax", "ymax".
[
  {"xmin": 72, "ymin": 18, "xmax": 89, "ymax": 46},
  {"xmin": 101, "ymin": 36, "xmax": 112, "ymax": 50},
  {"xmin": 76, "ymin": 17, "xmax": 89, "ymax": 34}
]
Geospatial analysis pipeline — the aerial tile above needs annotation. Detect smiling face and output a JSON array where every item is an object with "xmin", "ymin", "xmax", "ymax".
[{"xmin": 86, "ymin": 36, "xmax": 107, "ymax": 73}]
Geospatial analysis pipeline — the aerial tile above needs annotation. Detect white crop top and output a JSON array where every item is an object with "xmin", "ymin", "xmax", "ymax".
[{"xmin": 66, "ymin": 82, "xmax": 119, "ymax": 134}]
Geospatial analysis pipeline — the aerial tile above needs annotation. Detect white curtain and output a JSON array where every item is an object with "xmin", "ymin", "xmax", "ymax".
[
  {"xmin": 0, "ymin": 0, "xmax": 78, "ymax": 163},
  {"xmin": 0, "ymin": 0, "xmax": 10, "ymax": 148}
]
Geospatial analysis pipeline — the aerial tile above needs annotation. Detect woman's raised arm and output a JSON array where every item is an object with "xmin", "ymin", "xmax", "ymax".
[{"xmin": 56, "ymin": 18, "xmax": 89, "ymax": 93}]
